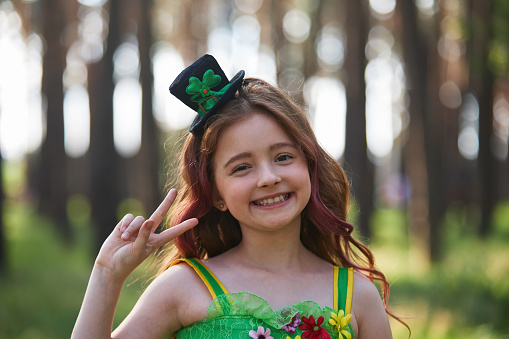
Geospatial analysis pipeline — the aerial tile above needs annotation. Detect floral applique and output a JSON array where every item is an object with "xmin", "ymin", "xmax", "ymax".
[
  {"xmin": 249, "ymin": 326, "xmax": 274, "ymax": 339},
  {"xmin": 299, "ymin": 315, "xmax": 331, "ymax": 339},
  {"xmin": 185, "ymin": 69, "xmax": 230, "ymax": 116},
  {"xmin": 329, "ymin": 310, "xmax": 353, "ymax": 339},
  {"xmin": 282, "ymin": 313, "xmax": 302, "ymax": 333}
]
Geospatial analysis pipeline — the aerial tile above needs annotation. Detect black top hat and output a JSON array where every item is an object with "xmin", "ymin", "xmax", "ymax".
[{"xmin": 169, "ymin": 54, "xmax": 245, "ymax": 135}]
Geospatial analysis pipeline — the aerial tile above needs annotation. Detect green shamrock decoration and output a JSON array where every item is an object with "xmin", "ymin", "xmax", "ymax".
[{"xmin": 185, "ymin": 69, "xmax": 231, "ymax": 116}]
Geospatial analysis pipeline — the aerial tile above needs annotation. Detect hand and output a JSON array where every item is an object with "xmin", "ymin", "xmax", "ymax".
[{"xmin": 95, "ymin": 189, "xmax": 198, "ymax": 282}]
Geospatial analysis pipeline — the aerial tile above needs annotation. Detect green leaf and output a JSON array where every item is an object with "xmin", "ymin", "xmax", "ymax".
[
  {"xmin": 186, "ymin": 76, "xmax": 203, "ymax": 94},
  {"xmin": 202, "ymin": 69, "xmax": 221, "ymax": 88}
]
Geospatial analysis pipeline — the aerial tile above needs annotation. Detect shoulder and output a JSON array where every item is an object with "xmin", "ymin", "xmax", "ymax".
[
  {"xmin": 352, "ymin": 270, "xmax": 380, "ymax": 304},
  {"xmin": 152, "ymin": 261, "xmax": 214, "ymax": 326},
  {"xmin": 351, "ymin": 271, "xmax": 393, "ymax": 338},
  {"xmin": 112, "ymin": 261, "xmax": 212, "ymax": 338}
]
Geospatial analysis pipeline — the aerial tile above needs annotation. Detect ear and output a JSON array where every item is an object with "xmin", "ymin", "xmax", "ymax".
[
  {"xmin": 214, "ymin": 199, "xmax": 228, "ymax": 211},
  {"xmin": 212, "ymin": 187, "xmax": 228, "ymax": 211}
]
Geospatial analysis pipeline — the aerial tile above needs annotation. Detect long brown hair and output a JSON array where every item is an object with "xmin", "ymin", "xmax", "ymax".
[{"xmin": 155, "ymin": 78, "xmax": 409, "ymax": 333}]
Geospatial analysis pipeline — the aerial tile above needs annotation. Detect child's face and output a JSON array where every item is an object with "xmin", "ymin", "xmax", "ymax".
[{"xmin": 212, "ymin": 112, "xmax": 311, "ymax": 234}]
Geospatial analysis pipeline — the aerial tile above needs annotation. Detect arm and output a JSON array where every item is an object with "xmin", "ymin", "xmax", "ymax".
[
  {"xmin": 71, "ymin": 263, "xmax": 124, "ymax": 339},
  {"xmin": 111, "ymin": 264, "xmax": 208, "ymax": 338},
  {"xmin": 352, "ymin": 271, "xmax": 393, "ymax": 339},
  {"xmin": 71, "ymin": 189, "xmax": 198, "ymax": 339}
]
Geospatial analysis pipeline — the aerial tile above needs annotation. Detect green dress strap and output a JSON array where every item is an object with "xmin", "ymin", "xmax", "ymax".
[
  {"xmin": 333, "ymin": 266, "xmax": 354, "ymax": 314},
  {"xmin": 171, "ymin": 258, "xmax": 229, "ymax": 299}
]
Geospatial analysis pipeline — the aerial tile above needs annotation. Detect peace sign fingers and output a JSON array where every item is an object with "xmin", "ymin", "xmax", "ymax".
[
  {"xmin": 147, "ymin": 188, "xmax": 179, "ymax": 232},
  {"xmin": 120, "ymin": 189, "xmax": 178, "ymax": 241},
  {"xmin": 130, "ymin": 189, "xmax": 198, "ymax": 257}
]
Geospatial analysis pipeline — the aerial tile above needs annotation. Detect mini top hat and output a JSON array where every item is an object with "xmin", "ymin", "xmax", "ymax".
[{"xmin": 169, "ymin": 54, "xmax": 245, "ymax": 135}]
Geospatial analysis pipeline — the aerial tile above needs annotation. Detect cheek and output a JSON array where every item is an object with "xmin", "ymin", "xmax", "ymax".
[
  {"xmin": 303, "ymin": 174, "xmax": 312, "ymax": 200},
  {"xmin": 296, "ymin": 165, "xmax": 312, "ymax": 200},
  {"xmin": 214, "ymin": 175, "xmax": 245, "ymax": 204},
  {"xmin": 294, "ymin": 161, "xmax": 311, "ymax": 181}
]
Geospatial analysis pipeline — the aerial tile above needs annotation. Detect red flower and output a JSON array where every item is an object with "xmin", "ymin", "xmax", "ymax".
[{"xmin": 298, "ymin": 315, "xmax": 331, "ymax": 339}]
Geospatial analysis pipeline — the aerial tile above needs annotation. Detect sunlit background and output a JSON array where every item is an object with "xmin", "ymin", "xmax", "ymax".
[
  {"xmin": 1, "ymin": 0, "xmax": 509, "ymax": 338},
  {"xmin": 4, "ymin": 0, "xmax": 500, "ymax": 162}
]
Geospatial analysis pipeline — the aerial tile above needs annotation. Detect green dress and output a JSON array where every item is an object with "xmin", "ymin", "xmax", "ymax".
[{"xmin": 172, "ymin": 258, "xmax": 355, "ymax": 339}]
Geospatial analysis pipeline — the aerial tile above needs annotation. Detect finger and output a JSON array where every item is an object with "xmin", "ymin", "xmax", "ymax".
[
  {"xmin": 113, "ymin": 214, "xmax": 133, "ymax": 237},
  {"xmin": 154, "ymin": 218, "xmax": 199, "ymax": 248},
  {"xmin": 133, "ymin": 219, "xmax": 154, "ymax": 252},
  {"xmin": 120, "ymin": 213, "xmax": 135, "ymax": 232},
  {"xmin": 147, "ymin": 189, "xmax": 178, "ymax": 228},
  {"xmin": 122, "ymin": 215, "xmax": 145, "ymax": 241}
]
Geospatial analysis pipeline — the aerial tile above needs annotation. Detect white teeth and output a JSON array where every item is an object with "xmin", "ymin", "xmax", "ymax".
[{"xmin": 254, "ymin": 194, "xmax": 289, "ymax": 206}]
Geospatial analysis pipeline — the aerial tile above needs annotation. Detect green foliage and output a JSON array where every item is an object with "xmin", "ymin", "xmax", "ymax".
[
  {"xmin": 117, "ymin": 197, "xmax": 147, "ymax": 220},
  {"xmin": 67, "ymin": 194, "xmax": 91, "ymax": 226},
  {"xmin": 491, "ymin": 0, "xmax": 509, "ymax": 76},
  {"xmin": 0, "ymin": 200, "xmax": 150, "ymax": 339},
  {"xmin": 488, "ymin": 41, "xmax": 509, "ymax": 76},
  {"xmin": 370, "ymin": 204, "xmax": 509, "ymax": 339},
  {"xmin": 493, "ymin": 201, "xmax": 509, "ymax": 236}
]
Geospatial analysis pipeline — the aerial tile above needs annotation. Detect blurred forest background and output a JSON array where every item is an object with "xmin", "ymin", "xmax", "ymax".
[{"xmin": 0, "ymin": 0, "xmax": 508, "ymax": 338}]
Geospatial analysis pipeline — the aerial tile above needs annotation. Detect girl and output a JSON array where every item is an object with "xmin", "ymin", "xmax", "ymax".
[{"xmin": 72, "ymin": 55, "xmax": 404, "ymax": 339}]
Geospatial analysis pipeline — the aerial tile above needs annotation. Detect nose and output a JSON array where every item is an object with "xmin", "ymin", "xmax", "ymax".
[{"xmin": 257, "ymin": 163, "xmax": 281, "ymax": 188}]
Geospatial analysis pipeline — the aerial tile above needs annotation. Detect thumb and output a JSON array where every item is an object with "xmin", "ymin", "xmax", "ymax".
[{"xmin": 133, "ymin": 219, "xmax": 154, "ymax": 252}]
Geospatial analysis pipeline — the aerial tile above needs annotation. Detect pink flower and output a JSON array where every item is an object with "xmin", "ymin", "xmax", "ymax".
[
  {"xmin": 249, "ymin": 326, "xmax": 274, "ymax": 339},
  {"xmin": 282, "ymin": 313, "xmax": 302, "ymax": 333}
]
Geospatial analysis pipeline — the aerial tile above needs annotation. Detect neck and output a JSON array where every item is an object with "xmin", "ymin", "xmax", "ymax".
[{"xmin": 231, "ymin": 225, "xmax": 311, "ymax": 271}]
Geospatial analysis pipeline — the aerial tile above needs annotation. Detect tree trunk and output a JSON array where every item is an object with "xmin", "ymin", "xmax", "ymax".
[
  {"xmin": 289, "ymin": 0, "xmax": 324, "ymax": 105},
  {"xmin": 396, "ymin": 0, "xmax": 432, "ymax": 266},
  {"xmin": 271, "ymin": 0, "xmax": 286, "ymax": 87},
  {"xmin": 39, "ymin": 0, "xmax": 72, "ymax": 242},
  {"xmin": 88, "ymin": 0, "xmax": 122, "ymax": 252},
  {"xmin": 469, "ymin": 0, "xmax": 496, "ymax": 236},
  {"xmin": 174, "ymin": 0, "xmax": 207, "ymax": 64},
  {"xmin": 424, "ymin": 9, "xmax": 448, "ymax": 262},
  {"xmin": 303, "ymin": 1, "xmax": 323, "ymax": 81},
  {"xmin": 343, "ymin": 0, "xmax": 373, "ymax": 241},
  {"xmin": 135, "ymin": 0, "xmax": 161, "ymax": 214}
]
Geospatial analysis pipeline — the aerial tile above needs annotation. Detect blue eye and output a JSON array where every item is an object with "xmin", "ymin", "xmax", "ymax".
[{"xmin": 276, "ymin": 153, "xmax": 293, "ymax": 162}]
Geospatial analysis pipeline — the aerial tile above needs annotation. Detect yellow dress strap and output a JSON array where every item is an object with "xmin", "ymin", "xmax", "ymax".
[
  {"xmin": 346, "ymin": 267, "xmax": 353, "ymax": 314},
  {"xmin": 171, "ymin": 258, "xmax": 229, "ymax": 299}
]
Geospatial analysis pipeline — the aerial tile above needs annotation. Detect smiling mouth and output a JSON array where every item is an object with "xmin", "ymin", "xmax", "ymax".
[{"xmin": 252, "ymin": 193, "xmax": 291, "ymax": 206}]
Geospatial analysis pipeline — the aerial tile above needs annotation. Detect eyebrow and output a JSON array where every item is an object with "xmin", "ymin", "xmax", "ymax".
[
  {"xmin": 270, "ymin": 142, "xmax": 296, "ymax": 152},
  {"xmin": 223, "ymin": 152, "xmax": 251, "ymax": 169},
  {"xmin": 222, "ymin": 142, "xmax": 297, "ymax": 169}
]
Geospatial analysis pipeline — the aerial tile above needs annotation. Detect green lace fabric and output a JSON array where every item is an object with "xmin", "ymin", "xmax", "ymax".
[{"xmin": 175, "ymin": 292, "xmax": 355, "ymax": 339}]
